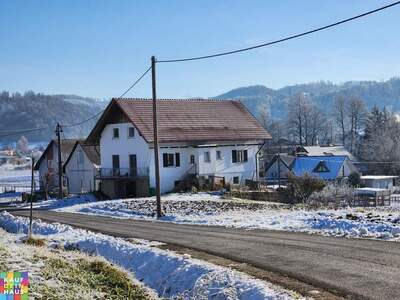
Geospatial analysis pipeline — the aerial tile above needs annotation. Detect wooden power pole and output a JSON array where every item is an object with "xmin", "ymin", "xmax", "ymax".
[
  {"xmin": 55, "ymin": 123, "xmax": 63, "ymax": 200},
  {"xmin": 151, "ymin": 56, "xmax": 162, "ymax": 218},
  {"xmin": 29, "ymin": 156, "xmax": 35, "ymax": 238}
]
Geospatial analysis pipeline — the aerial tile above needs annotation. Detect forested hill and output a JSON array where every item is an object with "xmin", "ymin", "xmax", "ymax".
[
  {"xmin": 2, "ymin": 77, "xmax": 400, "ymax": 144},
  {"xmin": 215, "ymin": 78, "xmax": 400, "ymax": 119},
  {"xmin": 0, "ymin": 91, "xmax": 107, "ymax": 143}
]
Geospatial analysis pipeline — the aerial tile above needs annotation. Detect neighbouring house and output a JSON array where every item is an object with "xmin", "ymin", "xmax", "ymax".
[
  {"xmin": 34, "ymin": 139, "xmax": 81, "ymax": 192},
  {"xmin": 86, "ymin": 98, "xmax": 271, "ymax": 199},
  {"xmin": 265, "ymin": 154, "xmax": 295, "ymax": 183},
  {"xmin": 360, "ymin": 175, "xmax": 398, "ymax": 189},
  {"xmin": 296, "ymin": 145, "xmax": 358, "ymax": 161},
  {"xmin": 291, "ymin": 156, "xmax": 357, "ymax": 180},
  {"xmin": 265, "ymin": 155, "xmax": 357, "ymax": 182},
  {"xmin": 63, "ymin": 141, "xmax": 100, "ymax": 194}
]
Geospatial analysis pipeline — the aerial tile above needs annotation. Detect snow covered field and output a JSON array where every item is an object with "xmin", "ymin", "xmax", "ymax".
[
  {"xmin": 0, "ymin": 211, "xmax": 301, "ymax": 300},
  {"xmin": 55, "ymin": 193, "xmax": 400, "ymax": 241}
]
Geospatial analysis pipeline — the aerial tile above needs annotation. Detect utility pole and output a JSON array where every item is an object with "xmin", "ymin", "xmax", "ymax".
[
  {"xmin": 151, "ymin": 56, "xmax": 162, "ymax": 218},
  {"xmin": 277, "ymin": 125, "xmax": 281, "ymax": 188},
  {"xmin": 55, "ymin": 123, "xmax": 63, "ymax": 200},
  {"xmin": 29, "ymin": 156, "xmax": 35, "ymax": 238}
]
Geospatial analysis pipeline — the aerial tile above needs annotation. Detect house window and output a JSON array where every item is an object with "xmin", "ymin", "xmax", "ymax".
[
  {"xmin": 190, "ymin": 155, "xmax": 195, "ymax": 164},
  {"xmin": 77, "ymin": 150, "xmax": 84, "ymax": 166},
  {"xmin": 113, "ymin": 128, "xmax": 119, "ymax": 139},
  {"xmin": 314, "ymin": 161, "xmax": 329, "ymax": 173},
  {"xmin": 233, "ymin": 176, "xmax": 240, "ymax": 184},
  {"xmin": 216, "ymin": 150, "xmax": 222, "ymax": 160},
  {"xmin": 204, "ymin": 151, "xmax": 211, "ymax": 163},
  {"xmin": 112, "ymin": 155, "xmax": 120, "ymax": 176},
  {"xmin": 163, "ymin": 153, "xmax": 180, "ymax": 167},
  {"xmin": 232, "ymin": 150, "xmax": 248, "ymax": 163},
  {"xmin": 128, "ymin": 127, "xmax": 135, "ymax": 138}
]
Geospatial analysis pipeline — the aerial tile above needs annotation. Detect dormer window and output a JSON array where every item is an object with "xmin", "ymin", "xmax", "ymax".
[
  {"xmin": 128, "ymin": 127, "xmax": 135, "ymax": 138},
  {"xmin": 314, "ymin": 161, "xmax": 329, "ymax": 172},
  {"xmin": 113, "ymin": 128, "xmax": 119, "ymax": 139}
]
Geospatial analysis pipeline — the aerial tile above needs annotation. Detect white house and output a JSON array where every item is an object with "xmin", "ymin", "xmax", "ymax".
[
  {"xmin": 86, "ymin": 98, "xmax": 271, "ymax": 199},
  {"xmin": 63, "ymin": 141, "xmax": 100, "ymax": 194},
  {"xmin": 360, "ymin": 175, "xmax": 398, "ymax": 189},
  {"xmin": 34, "ymin": 139, "xmax": 80, "ymax": 191}
]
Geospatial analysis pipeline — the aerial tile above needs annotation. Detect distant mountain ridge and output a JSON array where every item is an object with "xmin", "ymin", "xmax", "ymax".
[
  {"xmin": 215, "ymin": 78, "xmax": 400, "ymax": 119},
  {"xmin": 2, "ymin": 77, "xmax": 400, "ymax": 144},
  {"xmin": 0, "ymin": 91, "xmax": 108, "ymax": 144}
]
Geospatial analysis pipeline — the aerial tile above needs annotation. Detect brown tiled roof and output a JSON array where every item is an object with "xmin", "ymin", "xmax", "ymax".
[
  {"xmin": 109, "ymin": 98, "xmax": 271, "ymax": 143},
  {"xmin": 81, "ymin": 143, "xmax": 100, "ymax": 165}
]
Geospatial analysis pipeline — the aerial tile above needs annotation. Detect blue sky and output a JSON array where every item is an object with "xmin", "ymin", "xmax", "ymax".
[{"xmin": 0, "ymin": 1, "xmax": 399, "ymax": 99}]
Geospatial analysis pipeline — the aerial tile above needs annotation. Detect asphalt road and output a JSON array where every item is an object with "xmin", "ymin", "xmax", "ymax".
[{"xmin": 11, "ymin": 210, "xmax": 400, "ymax": 300}]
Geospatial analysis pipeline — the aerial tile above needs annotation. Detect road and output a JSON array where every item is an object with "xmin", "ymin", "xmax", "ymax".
[{"xmin": 11, "ymin": 210, "xmax": 400, "ymax": 300}]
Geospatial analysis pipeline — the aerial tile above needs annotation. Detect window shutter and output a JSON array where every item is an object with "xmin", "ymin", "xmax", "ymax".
[
  {"xmin": 232, "ymin": 150, "xmax": 237, "ymax": 163},
  {"xmin": 175, "ymin": 153, "xmax": 180, "ymax": 167},
  {"xmin": 244, "ymin": 150, "xmax": 248, "ymax": 162},
  {"xmin": 163, "ymin": 153, "xmax": 168, "ymax": 167}
]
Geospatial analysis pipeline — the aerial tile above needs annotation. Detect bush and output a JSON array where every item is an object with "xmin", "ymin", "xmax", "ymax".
[
  {"xmin": 286, "ymin": 173, "xmax": 326, "ymax": 204},
  {"xmin": 348, "ymin": 172, "xmax": 361, "ymax": 187},
  {"xmin": 309, "ymin": 181, "xmax": 354, "ymax": 207}
]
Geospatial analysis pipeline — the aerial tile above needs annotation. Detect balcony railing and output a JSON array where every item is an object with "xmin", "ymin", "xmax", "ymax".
[{"xmin": 96, "ymin": 167, "xmax": 149, "ymax": 178}]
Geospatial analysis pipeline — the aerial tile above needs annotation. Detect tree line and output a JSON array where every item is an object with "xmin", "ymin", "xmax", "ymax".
[{"xmin": 259, "ymin": 93, "xmax": 400, "ymax": 174}]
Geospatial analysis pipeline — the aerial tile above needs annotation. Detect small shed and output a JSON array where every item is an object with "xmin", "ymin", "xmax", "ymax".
[
  {"xmin": 360, "ymin": 175, "xmax": 397, "ymax": 189},
  {"xmin": 353, "ymin": 187, "xmax": 392, "ymax": 206}
]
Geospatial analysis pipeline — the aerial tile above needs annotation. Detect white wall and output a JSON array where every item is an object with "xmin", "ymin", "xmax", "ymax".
[
  {"xmin": 64, "ymin": 143, "xmax": 97, "ymax": 194},
  {"xmin": 100, "ymin": 123, "xmax": 262, "ymax": 194},
  {"xmin": 149, "ymin": 143, "xmax": 260, "ymax": 192},
  {"xmin": 100, "ymin": 123, "xmax": 151, "ymax": 172},
  {"xmin": 37, "ymin": 142, "xmax": 58, "ymax": 189}
]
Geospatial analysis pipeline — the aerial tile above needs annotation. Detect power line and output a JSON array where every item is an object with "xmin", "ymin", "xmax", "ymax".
[
  {"xmin": 118, "ymin": 66, "xmax": 152, "ymax": 98},
  {"xmin": 0, "ymin": 65, "xmax": 152, "ymax": 139},
  {"xmin": 62, "ymin": 65, "xmax": 152, "ymax": 128},
  {"xmin": 0, "ymin": 126, "xmax": 51, "ymax": 138},
  {"xmin": 158, "ymin": 1, "xmax": 400, "ymax": 63}
]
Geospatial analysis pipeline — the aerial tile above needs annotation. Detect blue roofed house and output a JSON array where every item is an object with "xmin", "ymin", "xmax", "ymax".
[{"xmin": 291, "ymin": 155, "xmax": 357, "ymax": 180}]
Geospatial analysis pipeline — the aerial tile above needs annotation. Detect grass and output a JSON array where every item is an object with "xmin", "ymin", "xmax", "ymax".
[
  {"xmin": 24, "ymin": 236, "xmax": 46, "ymax": 247},
  {"xmin": 35, "ymin": 255, "xmax": 150, "ymax": 300},
  {"xmin": 0, "ymin": 245, "xmax": 8, "ymax": 272}
]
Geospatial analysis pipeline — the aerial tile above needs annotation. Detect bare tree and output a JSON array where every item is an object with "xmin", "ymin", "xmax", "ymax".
[
  {"xmin": 287, "ymin": 93, "xmax": 311, "ymax": 145},
  {"xmin": 332, "ymin": 96, "xmax": 347, "ymax": 147},
  {"xmin": 347, "ymin": 96, "xmax": 367, "ymax": 153}
]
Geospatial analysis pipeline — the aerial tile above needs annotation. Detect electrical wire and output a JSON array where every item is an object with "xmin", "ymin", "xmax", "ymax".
[
  {"xmin": 118, "ymin": 65, "xmax": 152, "ymax": 98},
  {"xmin": 158, "ymin": 1, "xmax": 400, "ymax": 63},
  {"xmin": 61, "ymin": 65, "xmax": 152, "ymax": 129}
]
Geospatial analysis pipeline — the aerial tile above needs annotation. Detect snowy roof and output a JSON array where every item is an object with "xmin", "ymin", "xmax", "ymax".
[
  {"xmin": 360, "ymin": 175, "xmax": 398, "ymax": 180},
  {"xmin": 291, "ymin": 155, "xmax": 348, "ymax": 180},
  {"xmin": 87, "ymin": 98, "xmax": 271, "ymax": 144},
  {"xmin": 300, "ymin": 145, "xmax": 357, "ymax": 161}
]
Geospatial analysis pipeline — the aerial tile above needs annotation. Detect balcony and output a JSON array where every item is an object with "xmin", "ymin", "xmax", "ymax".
[{"xmin": 96, "ymin": 167, "xmax": 149, "ymax": 179}]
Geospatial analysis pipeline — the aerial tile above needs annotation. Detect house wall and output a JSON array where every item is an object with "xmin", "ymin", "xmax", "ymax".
[
  {"xmin": 100, "ymin": 123, "xmax": 151, "ymax": 171},
  {"xmin": 363, "ymin": 179, "xmax": 394, "ymax": 189},
  {"xmin": 100, "ymin": 123, "xmax": 262, "ymax": 194},
  {"xmin": 64, "ymin": 143, "xmax": 98, "ymax": 194},
  {"xmin": 37, "ymin": 143, "xmax": 58, "ymax": 189},
  {"xmin": 149, "ymin": 143, "xmax": 260, "ymax": 192}
]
